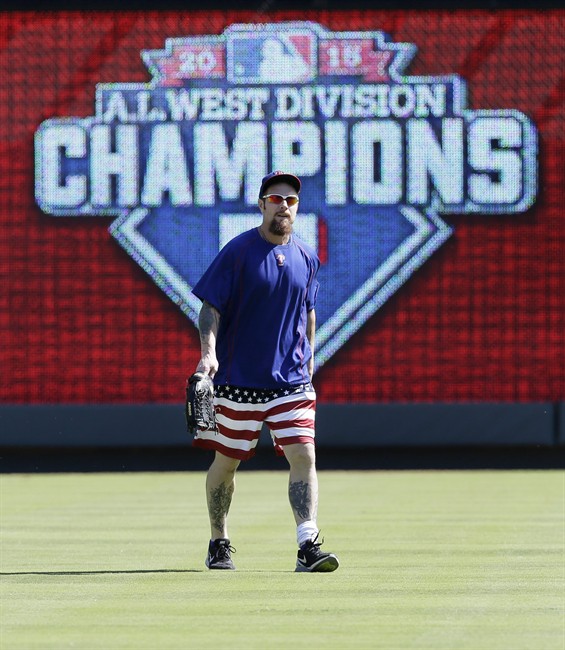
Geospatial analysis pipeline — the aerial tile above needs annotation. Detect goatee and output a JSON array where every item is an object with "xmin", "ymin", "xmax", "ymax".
[{"xmin": 269, "ymin": 218, "xmax": 292, "ymax": 237}]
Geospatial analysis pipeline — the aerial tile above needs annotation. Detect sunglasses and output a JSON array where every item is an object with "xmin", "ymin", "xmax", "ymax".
[{"xmin": 262, "ymin": 194, "xmax": 299, "ymax": 207}]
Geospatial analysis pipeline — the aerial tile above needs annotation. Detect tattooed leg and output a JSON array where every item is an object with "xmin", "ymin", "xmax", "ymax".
[
  {"xmin": 288, "ymin": 480, "xmax": 309, "ymax": 519},
  {"xmin": 284, "ymin": 443, "xmax": 319, "ymax": 525},
  {"xmin": 206, "ymin": 452, "xmax": 240, "ymax": 539}
]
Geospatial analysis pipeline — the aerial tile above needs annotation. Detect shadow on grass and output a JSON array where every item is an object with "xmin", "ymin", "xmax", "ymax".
[
  {"xmin": 1, "ymin": 568, "xmax": 298, "ymax": 575},
  {"xmin": 0, "ymin": 569, "xmax": 202, "ymax": 575}
]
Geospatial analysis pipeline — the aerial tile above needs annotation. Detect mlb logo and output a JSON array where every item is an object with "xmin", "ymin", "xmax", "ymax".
[{"xmin": 226, "ymin": 24, "xmax": 316, "ymax": 84}]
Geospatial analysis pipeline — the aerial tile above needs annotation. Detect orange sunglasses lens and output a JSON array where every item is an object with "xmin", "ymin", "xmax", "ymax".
[{"xmin": 263, "ymin": 194, "xmax": 299, "ymax": 206}]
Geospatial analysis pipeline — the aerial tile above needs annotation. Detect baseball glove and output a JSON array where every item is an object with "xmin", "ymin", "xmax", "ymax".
[{"xmin": 185, "ymin": 372, "xmax": 217, "ymax": 435}]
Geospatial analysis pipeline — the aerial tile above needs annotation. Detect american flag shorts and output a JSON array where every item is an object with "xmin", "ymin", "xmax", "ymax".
[{"xmin": 193, "ymin": 383, "xmax": 316, "ymax": 461}]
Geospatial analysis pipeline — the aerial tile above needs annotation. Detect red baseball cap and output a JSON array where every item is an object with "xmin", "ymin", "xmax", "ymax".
[{"xmin": 259, "ymin": 171, "xmax": 301, "ymax": 198}]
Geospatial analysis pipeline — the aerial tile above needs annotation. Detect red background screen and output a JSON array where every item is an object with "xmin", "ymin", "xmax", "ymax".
[{"xmin": 1, "ymin": 10, "xmax": 563, "ymax": 403}]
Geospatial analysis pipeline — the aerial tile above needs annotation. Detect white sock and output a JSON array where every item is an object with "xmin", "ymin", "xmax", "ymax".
[{"xmin": 296, "ymin": 520, "xmax": 319, "ymax": 548}]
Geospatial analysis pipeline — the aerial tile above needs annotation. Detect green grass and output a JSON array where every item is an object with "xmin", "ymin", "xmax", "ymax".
[{"xmin": 1, "ymin": 470, "xmax": 564, "ymax": 650}]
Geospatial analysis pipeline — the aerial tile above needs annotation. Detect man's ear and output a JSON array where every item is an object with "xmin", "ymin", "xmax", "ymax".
[{"xmin": 258, "ymin": 198, "xmax": 264, "ymax": 210}]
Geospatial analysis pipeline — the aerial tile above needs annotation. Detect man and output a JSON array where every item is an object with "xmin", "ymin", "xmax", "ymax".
[{"xmin": 191, "ymin": 170, "xmax": 339, "ymax": 573}]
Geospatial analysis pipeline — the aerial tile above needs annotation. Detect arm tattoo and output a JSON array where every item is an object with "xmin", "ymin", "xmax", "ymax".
[
  {"xmin": 199, "ymin": 302, "xmax": 220, "ymax": 341},
  {"xmin": 208, "ymin": 482, "xmax": 233, "ymax": 532},
  {"xmin": 289, "ymin": 481, "xmax": 312, "ymax": 520}
]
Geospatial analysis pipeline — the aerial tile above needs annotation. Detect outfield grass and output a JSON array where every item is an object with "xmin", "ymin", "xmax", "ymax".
[{"xmin": 1, "ymin": 469, "xmax": 563, "ymax": 650}]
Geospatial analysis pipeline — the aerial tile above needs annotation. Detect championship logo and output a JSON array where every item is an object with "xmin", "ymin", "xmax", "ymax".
[{"xmin": 34, "ymin": 22, "xmax": 538, "ymax": 368}]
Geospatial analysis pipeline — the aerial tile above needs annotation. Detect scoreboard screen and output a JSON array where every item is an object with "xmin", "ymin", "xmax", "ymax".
[{"xmin": 1, "ymin": 10, "xmax": 563, "ymax": 403}]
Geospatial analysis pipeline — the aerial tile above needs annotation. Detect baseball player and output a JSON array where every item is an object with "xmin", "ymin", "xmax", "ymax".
[{"xmin": 191, "ymin": 170, "xmax": 339, "ymax": 573}]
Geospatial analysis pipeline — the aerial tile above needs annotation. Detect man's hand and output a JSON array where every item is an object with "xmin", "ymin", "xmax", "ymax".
[{"xmin": 197, "ymin": 352, "xmax": 219, "ymax": 379}]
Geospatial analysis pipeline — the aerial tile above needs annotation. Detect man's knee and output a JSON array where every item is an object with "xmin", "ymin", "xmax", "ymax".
[
  {"xmin": 210, "ymin": 451, "xmax": 240, "ymax": 475},
  {"xmin": 284, "ymin": 442, "xmax": 316, "ymax": 469}
]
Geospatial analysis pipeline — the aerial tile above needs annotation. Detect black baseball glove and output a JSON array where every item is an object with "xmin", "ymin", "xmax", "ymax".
[{"xmin": 185, "ymin": 372, "xmax": 217, "ymax": 435}]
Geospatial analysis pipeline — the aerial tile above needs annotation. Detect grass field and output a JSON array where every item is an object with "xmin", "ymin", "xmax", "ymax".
[{"xmin": 1, "ymin": 469, "xmax": 563, "ymax": 650}]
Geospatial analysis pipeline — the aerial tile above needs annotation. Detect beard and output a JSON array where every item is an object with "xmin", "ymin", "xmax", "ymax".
[{"xmin": 269, "ymin": 216, "xmax": 293, "ymax": 237}]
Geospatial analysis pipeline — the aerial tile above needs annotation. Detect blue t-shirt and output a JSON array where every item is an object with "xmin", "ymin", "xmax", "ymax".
[{"xmin": 192, "ymin": 228, "xmax": 320, "ymax": 388}]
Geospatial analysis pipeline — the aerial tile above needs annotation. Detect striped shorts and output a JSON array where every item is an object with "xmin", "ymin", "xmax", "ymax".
[{"xmin": 193, "ymin": 383, "xmax": 316, "ymax": 461}]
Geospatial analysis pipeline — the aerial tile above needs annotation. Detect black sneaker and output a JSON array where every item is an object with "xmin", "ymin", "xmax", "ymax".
[
  {"xmin": 205, "ymin": 539, "xmax": 236, "ymax": 570},
  {"xmin": 295, "ymin": 533, "xmax": 339, "ymax": 573}
]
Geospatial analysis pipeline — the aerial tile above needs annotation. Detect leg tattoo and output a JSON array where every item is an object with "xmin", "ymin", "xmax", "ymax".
[
  {"xmin": 208, "ymin": 482, "xmax": 233, "ymax": 534},
  {"xmin": 289, "ymin": 480, "xmax": 312, "ymax": 521}
]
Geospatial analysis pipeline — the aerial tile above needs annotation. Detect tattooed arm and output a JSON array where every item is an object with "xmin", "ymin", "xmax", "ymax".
[
  {"xmin": 306, "ymin": 308, "xmax": 316, "ymax": 380},
  {"xmin": 196, "ymin": 301, "xmax": 220, "ymax": 378}
]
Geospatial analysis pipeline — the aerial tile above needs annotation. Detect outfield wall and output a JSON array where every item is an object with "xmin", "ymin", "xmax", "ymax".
[
  {"xmin": 1, "ymin": 11, "xmax": 563, "ymax": 443},
  {"xmin": 0, "ymin": 403, "xmax": 561, "ymax": 448}
]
